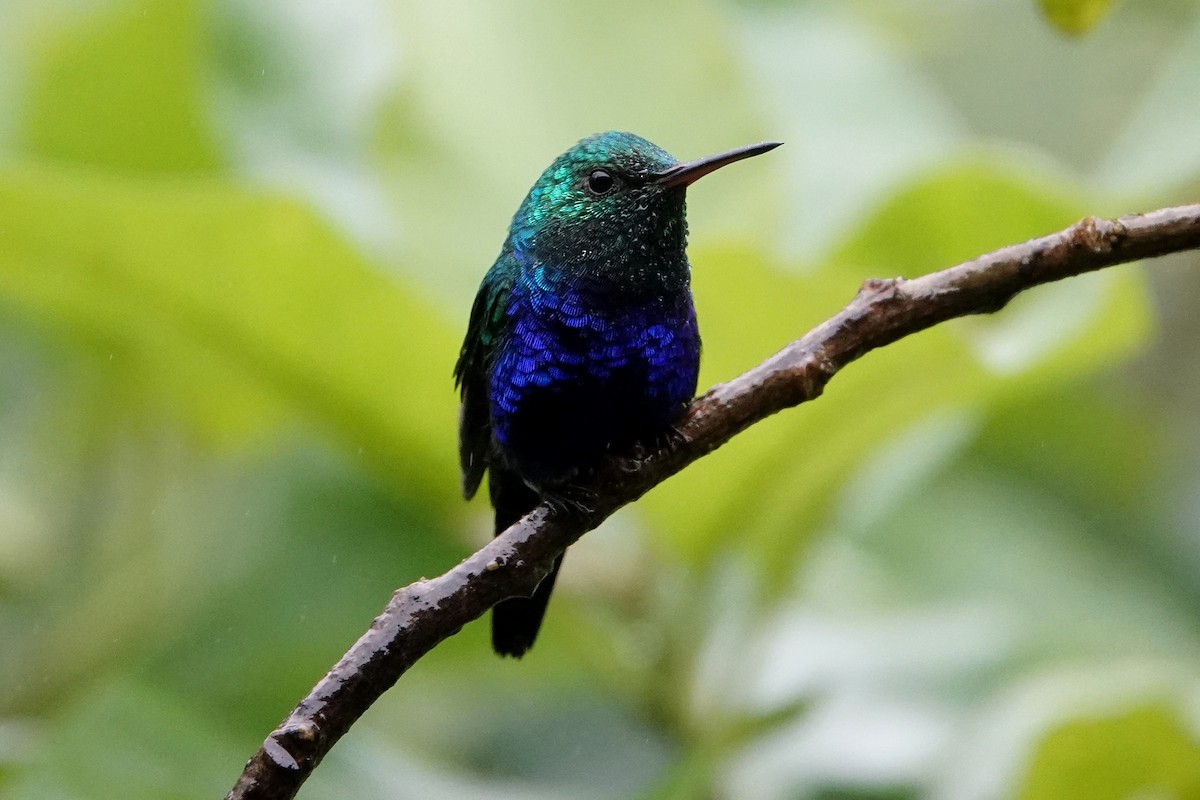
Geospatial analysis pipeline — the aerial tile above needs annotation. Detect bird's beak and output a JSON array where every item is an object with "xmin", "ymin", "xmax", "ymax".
[{"xmin": 653, "ymin": 141, "xmax": 783, "ymax": 189}]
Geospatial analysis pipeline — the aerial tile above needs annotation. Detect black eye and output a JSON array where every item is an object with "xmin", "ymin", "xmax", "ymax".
[{"xmin": 586, "ymin": 169, "xmax": 614, "ymax": 195}]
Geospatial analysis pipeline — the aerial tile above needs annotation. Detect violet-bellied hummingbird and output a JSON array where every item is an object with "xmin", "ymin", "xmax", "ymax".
[{"xmin": 455, "ymin": 132, "xmax": 781, "ymax": 657}]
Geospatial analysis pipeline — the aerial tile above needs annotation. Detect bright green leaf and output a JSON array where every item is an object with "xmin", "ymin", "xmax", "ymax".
[
  {"xmin": 0, "ymin": 163, "xmax": 459, "ymax": 504},
  {"xmin": 1038, "ymin": 0, "xmax": 1119, "ymax": 36},
  {"xmin": 17, "ymin": 0, "xmax": 221, "ymax": 173},
  {"xmin": 1019, "ymin": 704, "xmax": 1200, "ymax": 800}
]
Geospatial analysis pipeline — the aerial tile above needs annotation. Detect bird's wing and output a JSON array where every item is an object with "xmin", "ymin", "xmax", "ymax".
[{"xmin": 454, "ymin": 258, "xmax": 515, "ymax": 500}]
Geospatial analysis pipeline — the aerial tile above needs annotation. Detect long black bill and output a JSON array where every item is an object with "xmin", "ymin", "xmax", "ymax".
[{"xmin": 654, "ymin": 140, "xmax": 783, "ymax": 189}]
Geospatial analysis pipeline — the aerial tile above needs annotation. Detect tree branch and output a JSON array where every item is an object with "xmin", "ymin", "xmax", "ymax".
[{"xmin": 227, "ymin": 204, "xmax": 1200, "ymax": 799}]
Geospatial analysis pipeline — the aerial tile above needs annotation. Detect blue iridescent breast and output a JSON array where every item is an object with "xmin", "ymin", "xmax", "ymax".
[{"xmin": 487, "ymin": 273, "xmax": 700, "ymax": 486}]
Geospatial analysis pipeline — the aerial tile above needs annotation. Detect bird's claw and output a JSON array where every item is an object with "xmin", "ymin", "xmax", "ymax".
[{"xmin": 544, "ymin": 485, "xmax": 597, "ymax": 516}]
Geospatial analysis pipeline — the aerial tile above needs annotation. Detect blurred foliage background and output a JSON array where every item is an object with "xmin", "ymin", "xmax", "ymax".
[{"xmin": 0, "ymin": 0, "xmax": 1199, "ymax": 798}]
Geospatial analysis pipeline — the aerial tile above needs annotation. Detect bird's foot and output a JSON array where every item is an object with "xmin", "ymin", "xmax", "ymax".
[
  {"xmin": 655, "ymin": 424, "xmax": 688, "ymax": 453},
  {"xmin": 543, "ymin": 484, "xmax": 597, "ymax": 517},
  {"xmin": 621, "ymin": 426, "xmax": 686, "ymax": 468}
]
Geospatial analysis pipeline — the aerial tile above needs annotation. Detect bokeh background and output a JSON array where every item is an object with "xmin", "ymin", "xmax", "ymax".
[{"xmin": 2, "ymin": 0, "xmax": 1200, "ymax": 798}]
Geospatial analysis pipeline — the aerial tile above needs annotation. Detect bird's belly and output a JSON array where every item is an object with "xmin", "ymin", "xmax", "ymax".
[{"xmin": 490, "ymin": 302, "xmax": 699, "ymax": 488}]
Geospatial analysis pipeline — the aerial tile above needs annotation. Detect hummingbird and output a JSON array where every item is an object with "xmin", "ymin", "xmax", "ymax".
[{"xmin": 455, "ymin": 131, "xmax": 781, "ymax": 657}]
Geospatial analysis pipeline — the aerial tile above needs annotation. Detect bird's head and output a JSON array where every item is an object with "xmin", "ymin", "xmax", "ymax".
[{"xmin": 508, "ymin": 131, "xmax": 780, "ymax": 291}]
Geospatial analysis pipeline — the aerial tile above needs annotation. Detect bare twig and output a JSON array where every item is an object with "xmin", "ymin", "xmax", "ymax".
[{"xmin": 227, "ymin": 204, "xmax": 1200, "ymax": 799}]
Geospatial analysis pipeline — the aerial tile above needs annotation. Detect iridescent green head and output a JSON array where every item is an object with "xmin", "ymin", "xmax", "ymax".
[{"xmin": 508, "ymin": 131, "xmax": 781, "ymax": 292}]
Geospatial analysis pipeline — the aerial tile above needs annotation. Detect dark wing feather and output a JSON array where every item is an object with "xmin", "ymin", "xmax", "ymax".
[{"xmin": 454, "ymin": 257, "xmax": 515, "ymax": 500}]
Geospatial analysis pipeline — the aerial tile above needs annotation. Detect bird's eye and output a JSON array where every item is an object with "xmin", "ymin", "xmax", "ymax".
[{"xmin": 586, "ymin": 169, "xmax": 615, "ymax": 195}]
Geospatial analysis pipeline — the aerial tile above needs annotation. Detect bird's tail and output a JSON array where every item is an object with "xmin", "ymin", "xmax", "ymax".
[{"xmin": 489, "ymin": 466, "xmax": 562, "ymax": 657}]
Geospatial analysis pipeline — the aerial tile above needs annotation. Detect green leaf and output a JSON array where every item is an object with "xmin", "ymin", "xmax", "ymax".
[
  {"xmin": 17, "ymin": 0, "xmax": 222, "ymax": 173},
  {"xmin": 0, "ymin": 163, "xmax": 459, "ymax": 503},
  {"xmin": 976, "ymin": 383, "xmax": 1161, "ymax": 516},
  {"xmin": 1019, "ymin": 705, "xmax": 1200, "ymax": 799},
  {"xmin": 1038, "ymin": 0, "xmax": 1118, "ymax": 36}
]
